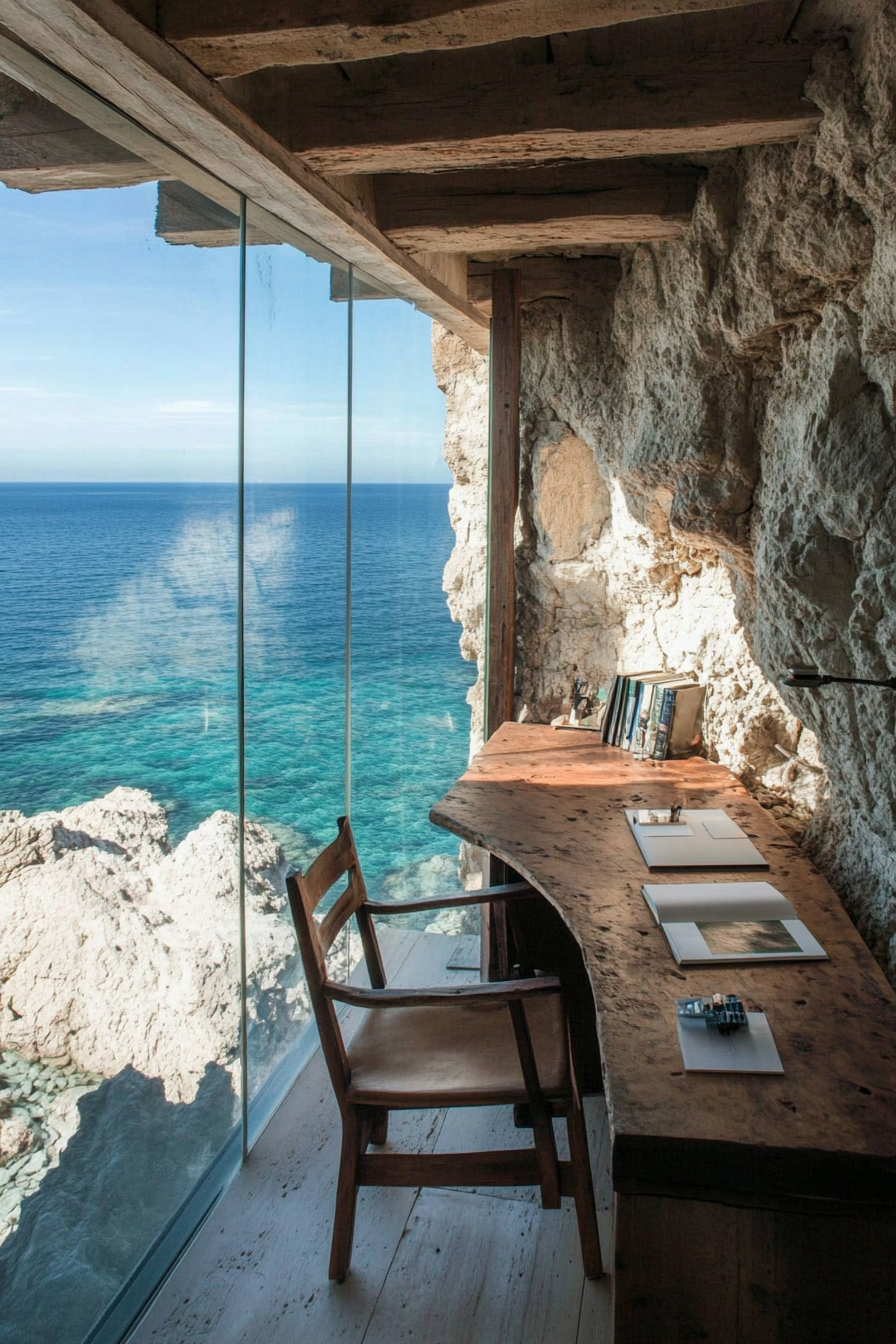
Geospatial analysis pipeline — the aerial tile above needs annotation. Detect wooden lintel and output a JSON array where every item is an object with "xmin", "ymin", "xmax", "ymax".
[
  {"xmin": 485, "ymin": 267, "xmax": 520, "ymax": 740},
  {"xmin": 222, "ymin": 31, "xmax": 821, "ymax": 175},
  {"xmin": 468, "ymin": 255, "xmax": 620, "ymax": 308},
  {"xmin": 161, "ymin": 0, "xmax": 771, "ymax": 77},
  {"xmin": 374, "ymin": 161, "xmax": 699, "ymax": 251},
  {"xmin": 0, "ymin": 1, "xmax": 489, "ymax": 353}
]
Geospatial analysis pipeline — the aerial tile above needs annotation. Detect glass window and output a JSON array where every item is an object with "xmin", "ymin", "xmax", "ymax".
[
  {"xmin": 0, "ymin": 86, "xmax": 241, "ymax": 1343},
  {"xmin": 0, "ymin": 54, "xmax": 480, "ymax": 1344},
  {"xmin": 242, "ymin": 211, "xmax": 349, "ymax": 1111},
  {"xmin": 348, "ymin": 279, "xmax": 477, "ymax": 931}
]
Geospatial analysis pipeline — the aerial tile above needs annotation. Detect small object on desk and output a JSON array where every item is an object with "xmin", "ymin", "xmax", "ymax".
[
  {"xmin": 625, "ymin": 807, "xmax": 769, "ymax": 869},
  {"xmin": 676, "ymin": 1002, "xmax": 784, "ymax": 1074},
  {"xmin": 677, "ymin": 993, "xmax": 747, "ymax": 1034},
  {"xmin": 635, "ymin": 807, "xmax": 686, "ymax": 826},
  {"xmin": 551, "ymin": 676, "xmax": 608, "ymax": 732}
]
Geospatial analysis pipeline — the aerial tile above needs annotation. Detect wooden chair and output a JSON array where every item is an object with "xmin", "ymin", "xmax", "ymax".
[{"xmin": 285, "ymin": 815, "xmax": 603, "ymax": 1283}]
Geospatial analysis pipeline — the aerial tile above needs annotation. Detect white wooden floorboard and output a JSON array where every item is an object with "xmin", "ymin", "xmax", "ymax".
[
  {"xmin": 576, "ymin": 1096, "xmax": 613, "ymax": 1344},
  {"xmin": 361, "ymin": 1187, "xmax": 584, "ymax": 1344},
  {"xmin": 129, "ymin": 931, "xmax": 466, "ymax": 1344},
  {"xmin": 129, "ymin": 932, "xmax": 610, "ymax": 1344}
]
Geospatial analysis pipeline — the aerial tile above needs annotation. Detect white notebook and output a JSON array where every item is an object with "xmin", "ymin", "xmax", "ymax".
[
  {"xmin": 642, "ymin": 880, "xmax": 828, "ymax": 965},
  {"xmin": 677, "ymin": 1011, "xmax": 784, "ymax": 1073},
  {"xmin": 625, "ymin": 808, "xmax": 769, "ymax": 870}
]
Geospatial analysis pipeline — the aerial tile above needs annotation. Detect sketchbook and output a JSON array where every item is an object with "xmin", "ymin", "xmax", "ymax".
[
  {"xmin": 676, "ymin": 1010, "xmax": 784, "ymax": 1073},
  {"xmin": 625, "ymin": 807, "xmax": 769, "ymax": 870},
  {"xmin": 641, "ymin": 880, "xmax": 828, "ymax": 965}
]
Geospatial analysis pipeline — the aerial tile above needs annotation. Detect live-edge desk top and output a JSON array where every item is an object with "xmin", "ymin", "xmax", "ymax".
[{"xmin": 431, "ymin": 722, "xmax": 896, "ymax": 1208}]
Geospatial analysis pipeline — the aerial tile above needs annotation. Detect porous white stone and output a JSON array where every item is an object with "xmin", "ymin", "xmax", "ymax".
[
  {"xmin": 0, "ymin": 791, "xmax": 307, "ymax": 1102},
  {"xmin": 434, "ymin": 0, "xmax": 896, "ymax": 981}
]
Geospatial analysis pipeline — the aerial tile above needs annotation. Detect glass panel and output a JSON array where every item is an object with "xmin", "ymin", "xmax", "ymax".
[
  {"xmin": 0, "ymin": 83, "xmax": 240, "ymax": 1342},
  {"xmin": 242, "ymin": 216, "xmax": 348, "ymax": 1108},
  {"xmin": 349, "ymin": 280, "xmax": 478, "ymax": 934}
]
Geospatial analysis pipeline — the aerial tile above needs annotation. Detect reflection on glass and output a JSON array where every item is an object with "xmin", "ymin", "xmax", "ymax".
[
  {"xmin": 349, "ymin": 281, "xmax": 477, "ymax": 932},
  {"xmin": 243, "ymin": 231, "xmax": 348, "ymax": 1102},
  {"xmin": 0, "ymin": 98, "xmax": 240, "ymax": 1341}
]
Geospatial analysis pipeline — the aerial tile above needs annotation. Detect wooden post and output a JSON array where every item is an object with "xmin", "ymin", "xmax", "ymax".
[
  {"xmin": 485, "ymin": 267, "xmax": 521, "ymax": 739},
  {"xmin": 483, "ymin": 267, "xmax": 521, "ymax": 977}
]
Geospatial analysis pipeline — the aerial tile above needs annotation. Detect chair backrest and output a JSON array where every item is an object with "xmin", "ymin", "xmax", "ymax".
[{"xmin": 286, "ymin": 816, "xmax": 377, "ymax": 1107}]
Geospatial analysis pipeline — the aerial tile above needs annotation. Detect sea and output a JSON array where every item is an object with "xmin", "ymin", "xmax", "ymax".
[{"xmin": 0, "ymin": 481, "xmax": 477, "ymax": 898}]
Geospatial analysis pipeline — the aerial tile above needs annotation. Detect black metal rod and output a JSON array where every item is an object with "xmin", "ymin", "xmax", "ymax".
[{"xmin": 783, "ymin": 665, "xmax": 896, "ymax": 690}]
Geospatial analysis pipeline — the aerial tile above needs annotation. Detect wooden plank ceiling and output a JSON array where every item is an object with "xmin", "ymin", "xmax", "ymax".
[{"xmin": 0, "ymin": 0, "xmax": 831, "ymax": 324}]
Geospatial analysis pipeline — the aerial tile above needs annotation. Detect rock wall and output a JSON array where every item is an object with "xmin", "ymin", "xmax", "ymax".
[{"xmin": 435, "ymin": 0, "xmax": 896, "ymax": 979}]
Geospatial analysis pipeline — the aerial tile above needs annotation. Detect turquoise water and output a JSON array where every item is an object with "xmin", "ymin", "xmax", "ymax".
[{"xmin": 0, "ymin": 481, "xmax": 475, "ymax": 892}]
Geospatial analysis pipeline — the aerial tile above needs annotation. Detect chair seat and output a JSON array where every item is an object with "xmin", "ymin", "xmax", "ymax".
[{"xmin": 345, "ymin": 993, "xmax": 570, "ymax": 1108}]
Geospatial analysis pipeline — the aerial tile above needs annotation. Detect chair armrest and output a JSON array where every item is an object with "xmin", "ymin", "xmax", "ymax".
[
  {"xmin": 322, "ymin": 975, "xmax": 561, "ymax": 1010},
  {"xmin": 361, "ymin": 881, "xmax": 536, "ymax": 916}
]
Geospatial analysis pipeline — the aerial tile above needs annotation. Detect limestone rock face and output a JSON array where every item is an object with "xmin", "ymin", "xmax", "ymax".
[
  {"xmin": 0, "ymin": 789, "xmax": 304, "ymax": 1102},
  {"xmin": 434, "ymin": 324, "xmax": 489, "ymax": 759},
  {"xmin": 435, "ymin": 0, "xmax": 896, "ymax": 979}
]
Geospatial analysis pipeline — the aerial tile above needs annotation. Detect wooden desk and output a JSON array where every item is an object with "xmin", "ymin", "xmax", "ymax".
[{"xmin": 431, "ymin": 722, "xmax": 896, "ymax": 1343}]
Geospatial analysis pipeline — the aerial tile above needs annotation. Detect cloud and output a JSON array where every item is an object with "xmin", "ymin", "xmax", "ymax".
[{"xmin": 70, "ymin": 506, "xmax": 301, "ymax": 682}]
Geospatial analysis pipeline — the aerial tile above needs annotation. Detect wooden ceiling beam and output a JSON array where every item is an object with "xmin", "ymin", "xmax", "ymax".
[
  {"xmin": 0, "ymin": 0, "xmax": 488, "ymax": 352},
  {"xmin": 161, "ymin": 0, "xmax": 771, "ymax": 78},
  {"xmin": 0, "ymin": 71, "xmax": 159, "ymax": 190},
  {"xmin": 223, "ymin": 35, "xmax": 821, "ymax": 175},
  {"xmin": 373, "ymin": 161, "xmax": 700, "ymax": 250}
]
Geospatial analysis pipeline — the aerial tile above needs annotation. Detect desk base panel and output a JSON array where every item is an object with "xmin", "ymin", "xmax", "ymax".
[{"xmin": 612, "ymin": 1190, "xmax": 896, "ymax": 1344}]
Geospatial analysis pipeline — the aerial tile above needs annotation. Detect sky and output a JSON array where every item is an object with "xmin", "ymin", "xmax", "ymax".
[{"xmin": 0, "ymin": 180, "xmax": 449, "ymax": 483}]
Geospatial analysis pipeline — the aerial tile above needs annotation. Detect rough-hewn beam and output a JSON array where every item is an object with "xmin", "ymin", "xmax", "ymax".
[
  {"xmin": 155, "ymin": 179, "xmax": 273, "ymax": 245},
  {"xmin": 162, "ymin": 0, "xmax": 769, "ymax": 77},
  {"xmin": 0, "ymin": 71, "xmax": 157, "ymax": 190},
  {"xmin": 467, "ymin": 254, "xmax": 620, "ymax": 308},
  {"xmin": 486, "ymin": 266, "xmax": 521, "ymax": 740},
  {"xmin": 374, "ymin": 162, "xmax": 699, "ymax": 251},
  {"xmin": 0, "ymin": 2, "xmax": 489, "ymax": 352},
  {"xmin": 223, "ymin": 35, "xmax": 820, "ymax": 174}
]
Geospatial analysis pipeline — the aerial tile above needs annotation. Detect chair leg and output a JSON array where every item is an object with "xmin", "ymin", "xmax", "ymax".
[
  {"xmin": 369, "ymin": 1108, "xmax": 389, "ymax": 1146},
  {"xmin": 567, "ymin": 1094, "xmax": 603, "ymax": 1279},
  {"xmin": 329, "ymin": 1112, "xmax": 363, "ymax": 1282}
]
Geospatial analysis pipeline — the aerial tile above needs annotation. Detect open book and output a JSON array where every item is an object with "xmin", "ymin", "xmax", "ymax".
[{"xmin": 641, "ymin": 881, "xmax": 828, "ymax": 965}]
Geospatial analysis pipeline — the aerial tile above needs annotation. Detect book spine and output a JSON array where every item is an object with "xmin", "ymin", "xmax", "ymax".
[
  {"xmin": 652, "ymin": 688, "xmax": 677, "ymax": 760},
  {"xmin": 667, "ymin": 685, "xmax": 706, "ymax": 758},
  {"xmin": 621, "ymin": 680, "xmax": 640, "ymax": 747},
  {"xmin": 602, "ymin": 676, "xmax": 620, "ymax": 742},
  {"xmin": 643, "ymin": 686, "xmax": 661, "ymax": 755},
  {"xmin": 608, "ymin": 678, "xmax": 628, "ymax": 745},
  {"xmin": 623, "ymin": 682, "xmax": 641, "ymax": 750}
]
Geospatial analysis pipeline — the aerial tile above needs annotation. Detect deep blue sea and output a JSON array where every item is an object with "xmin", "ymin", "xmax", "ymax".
[{"xmin": 0, "ymin": 482, "xmax": 475, "ymax": 895}]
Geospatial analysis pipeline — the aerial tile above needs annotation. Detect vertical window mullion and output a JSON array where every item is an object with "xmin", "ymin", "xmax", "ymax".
[{"xmin": 237, "ymin": 195, "xmax": 249, "ymax": 1165}]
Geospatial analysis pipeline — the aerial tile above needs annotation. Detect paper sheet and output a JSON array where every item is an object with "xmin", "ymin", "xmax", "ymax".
[{"xmin": 676, "ymin": 1011, "xmax": 784, "ymax": 1073}]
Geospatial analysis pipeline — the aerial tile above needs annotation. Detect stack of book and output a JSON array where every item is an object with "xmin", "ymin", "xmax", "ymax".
[{"xmin": 602, "ymin": 669, "xmax": 705, "ymax": 759}]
